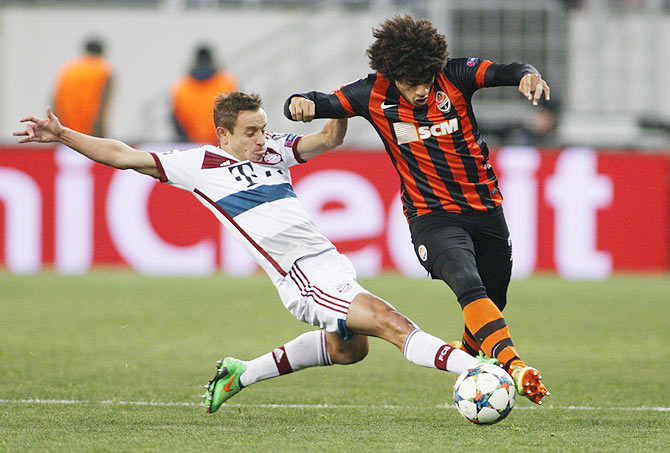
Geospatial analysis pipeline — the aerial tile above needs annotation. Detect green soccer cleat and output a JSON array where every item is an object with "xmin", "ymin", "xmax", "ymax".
[
  {"xmin": 509, "ymin": 364, "xmax": 550, "ymax": 405},
  {"xmin": 450, "ymin": 340, "xmax": 501, "ymax": 366},
  {"xmin": 448, "ymin": 340, "xmax": 465, "ymax": 351},
  {"xmin": 204, "ymin": 357, "xmax": 247, "ymax": 413},
  {"xmin": 476, "ymin": 350, "xmax": 501, "ymax": 367}
]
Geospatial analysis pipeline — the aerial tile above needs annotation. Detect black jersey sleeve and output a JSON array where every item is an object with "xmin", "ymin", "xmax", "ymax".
[
  {"xmin": 283, "ymin": 74, "xmax": 375, "ymax": 121},
  {"xmin": 484, "ymin": 62, "xmax": 540, "ymax": 87},
  {"xmin": 444, "ymin": 58, "xmax": 541, "ymax": 94},
  {"xmin": 443, "ymin": 58, "xmax": 489, "ymax": 96},
  {"xmin": 283, "ymin": 91, "xmax": 348, "ymax": 120}
]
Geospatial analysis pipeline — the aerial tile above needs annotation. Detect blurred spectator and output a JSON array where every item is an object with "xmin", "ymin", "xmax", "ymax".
[
  {"xmin": 171, "ymin": 45, "xmax": 238, "ymax": 144},
  {"xmin": 53, "ymin": 38, "xmax": 113, "ymax": 137},
  {"xmin": 509, "ymin": 97, "xmax": 561, "ymax": 147},
  {"xmin": 481, "ymin": 97, "xmax": 561, "ymax": 148},
  {"xmin": 638, "ymin": 114, "xmax": 670, "ymax": 136}
]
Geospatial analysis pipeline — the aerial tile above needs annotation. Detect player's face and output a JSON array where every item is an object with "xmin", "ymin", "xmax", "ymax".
[
  {"xmin": 395, "ymin": 77, "xmax": 435, "ymax": 107},
  {"xmin": 221, "ymin": 108, "xmax": 267, "ymax": 162}
]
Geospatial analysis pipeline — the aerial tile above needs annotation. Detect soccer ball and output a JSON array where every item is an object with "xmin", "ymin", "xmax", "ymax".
[{"xmin": 453, "ymin": 363, "xmax": 516, "ymax": 425}]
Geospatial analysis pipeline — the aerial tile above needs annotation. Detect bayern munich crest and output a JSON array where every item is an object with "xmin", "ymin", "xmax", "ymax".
[
  {"xmin": 262, "ymin": 150, "xmax": 282, "ymax": 164},
  {"xmin": 435, "ymin": 91, "xmax": 451, "ymax": 113}
]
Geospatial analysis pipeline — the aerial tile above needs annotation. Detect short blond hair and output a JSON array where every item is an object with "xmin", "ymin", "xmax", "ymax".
[{"xmin": 213, "ymin": 91, "xmax": 263, "ymax": 132}]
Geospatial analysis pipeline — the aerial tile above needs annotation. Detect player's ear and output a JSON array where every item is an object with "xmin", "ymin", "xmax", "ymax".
[{"xmin": 216, "ymin": 126, "xmax": 229, "ymax": 146}]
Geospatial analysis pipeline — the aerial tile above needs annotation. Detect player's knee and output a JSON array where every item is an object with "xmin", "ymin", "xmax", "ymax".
[
  {"xmin": 366, "ymin": 295, "xmax": 416, "ymax": 342},
  {"xmin": 332, "ymin": 336, "xmax": 369, "ymax": 365},
  {"xmin": 438, "ymin": 258, "xmax": 484, "ymax": 296},
  {"xmin": 379, "ymin": 308, "xmax": 416, "ymax": 340}
]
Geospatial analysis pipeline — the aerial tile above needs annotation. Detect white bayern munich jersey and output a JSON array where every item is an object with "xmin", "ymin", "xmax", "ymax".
[{"xmin": 150, "ymin": 133, "xmax": 335, "ymax": 281}]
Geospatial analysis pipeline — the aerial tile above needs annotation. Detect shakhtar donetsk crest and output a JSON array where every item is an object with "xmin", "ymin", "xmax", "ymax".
[
  {"xmin": 435, "ymin": 91, "xmax": 451, "ymax": 113},
  {"xmin": 418, "ymin": 245, "xmax": 428, "ymax": 261}
]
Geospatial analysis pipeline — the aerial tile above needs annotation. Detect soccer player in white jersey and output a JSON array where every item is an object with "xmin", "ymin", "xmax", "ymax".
[{"xmin": 15, "ymin": 92, "xmax": 486, "ymax": 413}]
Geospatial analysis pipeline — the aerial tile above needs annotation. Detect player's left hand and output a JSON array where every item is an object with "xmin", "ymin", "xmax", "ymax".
[{"xmin": 519, "ymin": 74, "xmax": 550, "ymax": 106}]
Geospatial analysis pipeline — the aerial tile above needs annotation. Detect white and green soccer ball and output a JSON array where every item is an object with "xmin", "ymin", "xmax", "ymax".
[{"xmin": 453, "ymin": 363, "xmax": 516, "ymax": 425}]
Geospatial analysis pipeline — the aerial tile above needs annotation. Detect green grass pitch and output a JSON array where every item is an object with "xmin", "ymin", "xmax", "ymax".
[{"xmin": 1, "ymin": 271, "xmax": 669, "ymax": 451}]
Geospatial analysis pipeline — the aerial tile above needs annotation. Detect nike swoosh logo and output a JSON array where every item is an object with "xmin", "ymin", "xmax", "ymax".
[
  {"xmin": 381, "ymin": 102, "xmax": 398, "ymax": 110},
  {"xmin": 223, "ymin": 374, "xmax": 237, "ymax": 392}
]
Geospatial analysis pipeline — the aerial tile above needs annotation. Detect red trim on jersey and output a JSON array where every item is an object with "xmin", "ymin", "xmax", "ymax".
[
  {"xmin": 335, "ymin": 90, "xmax": 355, "ymax": 117},
  {"xmin": 476, "ymin": 60, "xmax": 493, "ymax": 88},
  {"xmin": 193, "ymin": 188, "xmax": 287, "ymax": 276},
  {"xmin": 291, "ymin": 135, "xmax": 305, "ymax": 163},
  {"xmin": 202, "ymin": 151, "xmax": 237, "ymax": 169},
  {"xmin": 150, "ymin": 152, "xmax": 168, "ymax": 183}
]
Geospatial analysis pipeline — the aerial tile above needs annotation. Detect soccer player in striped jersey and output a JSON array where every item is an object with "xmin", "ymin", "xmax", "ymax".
[
  {"xmin": 284, "ymin": 15, "xmax": 550, "ymax": 404},
  {"xmin": 16, "ymin": 92, "xmax": 489, "ymax": 413}
]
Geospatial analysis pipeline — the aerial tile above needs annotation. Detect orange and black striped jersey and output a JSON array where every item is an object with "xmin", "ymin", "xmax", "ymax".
[{"xmin": 285, "ymin": 58, "xmax": 539, "ymax": 220}]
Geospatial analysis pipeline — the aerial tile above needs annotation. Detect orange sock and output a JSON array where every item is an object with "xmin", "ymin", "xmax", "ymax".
[
  {"xmin": 461, "ymin": 327, "xmax": 480, "ymax": 356},
  {"xmin": 507, "ymin": 358, "xmax": 526, "ymax": 369},
  {"xmin": 461, "ymin": 297, "xmax": 524, "ymax": 370}
]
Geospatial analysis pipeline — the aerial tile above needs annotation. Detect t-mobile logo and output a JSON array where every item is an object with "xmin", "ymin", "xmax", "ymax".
[{"xmin": 229, "ymin": 162, "xmax": 258, "ymax": 187}]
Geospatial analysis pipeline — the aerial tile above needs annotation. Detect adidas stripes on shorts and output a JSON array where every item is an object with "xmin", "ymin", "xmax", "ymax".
[{"xmin": 275, "ymin": 249, "xmax": 367, "ymax": 337}]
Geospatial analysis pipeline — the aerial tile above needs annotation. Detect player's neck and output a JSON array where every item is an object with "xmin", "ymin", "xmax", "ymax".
[{"xmin": 218, "ymin": 145, "xmax": 243, "ymax": 161}]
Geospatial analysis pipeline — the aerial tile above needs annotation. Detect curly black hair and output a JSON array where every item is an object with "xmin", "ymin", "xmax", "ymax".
[
  {"xmin": 214, "ymin": 91, "xmax": 263, "ymax": 132},
  {"xmin": 366, "ymin": 15, "xmax": 448, "ymax": 85}
]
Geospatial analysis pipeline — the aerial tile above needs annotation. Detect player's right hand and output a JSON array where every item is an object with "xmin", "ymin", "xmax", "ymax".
[{"xmin": 289, "ymin": 96, "xmax": 315, "ymax": 122}]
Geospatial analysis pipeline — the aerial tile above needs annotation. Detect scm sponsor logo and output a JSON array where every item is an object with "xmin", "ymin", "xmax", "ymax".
[
  {"xmin": 393, "ymin": 118, "xmax": 460, "ymax": 145},
  {"xmin": 418, "ymin": 118, "xmax": 459, "ymax": 140}
]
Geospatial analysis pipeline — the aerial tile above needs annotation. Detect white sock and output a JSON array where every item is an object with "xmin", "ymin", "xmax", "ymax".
[
  {"xmin": 240, "ymin": 330, "xmax": 331, "ymax": 387},
  {"xmin": 403, "ymin": 329, "xmax": 479, "ymax": 375}
]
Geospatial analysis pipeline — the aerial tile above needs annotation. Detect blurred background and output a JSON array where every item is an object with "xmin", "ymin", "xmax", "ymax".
[
  {"xmin": 2, "ymin": 0, "xmax": 670, "ymax": 147},
  {"xmin": 0, "ymin": 0, "xmax": 669, "ymax": 278}
]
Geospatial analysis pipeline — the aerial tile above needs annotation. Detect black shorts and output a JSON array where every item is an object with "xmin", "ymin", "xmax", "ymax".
[{"xmin": 409, "ymin": 207, "xmax": 513, "ymax": 308}]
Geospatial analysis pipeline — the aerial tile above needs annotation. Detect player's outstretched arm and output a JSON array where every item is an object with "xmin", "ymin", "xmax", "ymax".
[
  {"xmin": 14, "ymin": 106, "xmax": 160, "ymax": 178},
  {"xmin": 519, "ymin": 73, "xmax": 550, "ymax": 106},
  {"xmin": 295, "ymin": 118, "xmax": 348, "ymax": 161},
  {"xmin": 287, "ymin": 96, "xmax": 316, "ymax": 123},
  {"xmin": 284, "ymin": 90, "xmax": 348, "ymax": 123}
]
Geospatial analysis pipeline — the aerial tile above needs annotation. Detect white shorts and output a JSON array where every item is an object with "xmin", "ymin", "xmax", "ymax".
[{"xmin": 275, "ymin": 249, "xmax": 367, "ymax": 338}]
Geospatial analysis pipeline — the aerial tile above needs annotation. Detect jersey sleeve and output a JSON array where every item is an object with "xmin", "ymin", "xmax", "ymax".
[
  {"xmin": 446, "ymin": 57, "xmax": 540, "ymax": 92},
  {"xmin": 267, "ymin": 133, "xmax": 304, "ymax": 167},
  {"xmin": 484, "ymin": 61, "xmax": 540, "ymax": 87},
  {"xmin": 283, "ymin": 74, "xmax": 375, "ymax": 120},
  {"xmin": 150, "ymin": 147, "xmax": 204, "ymax": 191},
  {"xmin": 443, "ymin": 58, "xmax": 495, "ymax": 96}
]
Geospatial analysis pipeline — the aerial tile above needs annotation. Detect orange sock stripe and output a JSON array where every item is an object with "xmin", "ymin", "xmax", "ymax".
[
  {"xmin": 479, "ymin": 326, "xmax": 511, "ymax": 357},
  {"xmin": 462, "ymin": 329, "xmax": 480, "ymax": 352},
  {"xmin": 462, "ymin": 298, "xmax": 504, "ymax": 334},
  {"xmin": 497, "ymin": 346, "xmax": 520, "ymax": 368},
  {"xmin": 508, "ymin": 359, "xmax": 525, "ymax": 369}
]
